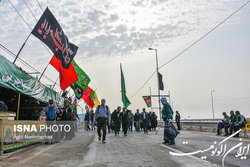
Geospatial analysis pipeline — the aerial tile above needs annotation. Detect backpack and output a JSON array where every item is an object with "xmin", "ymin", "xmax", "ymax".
[
  {"xmin": 164, "ymin": 123, "xmax": 179, "ymax": 140},
  {"xmin": 47, "ymin": 106, "xmax": 55, "ymax": 120},
  {"xmin": 96, "ymin": 105, "xmax": 109, "ymax": 115}
]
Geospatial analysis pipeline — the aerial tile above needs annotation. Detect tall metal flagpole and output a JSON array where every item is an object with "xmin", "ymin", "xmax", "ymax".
[
  {"xmin": 13, "ymin": 33, "xmax": 32, "ymax": 64},
  {"xmin": 149, "ymin": 48, "xmax": 161, "ymax": 120}
]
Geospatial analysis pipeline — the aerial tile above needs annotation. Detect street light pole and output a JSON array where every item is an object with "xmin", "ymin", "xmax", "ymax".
[
  {"xmin": 149, "ymin": 48, "xmax": 161, "ymax": 120},
  {"xmin": 211, "ymin": 90, "xmax": 215, "ymax": 119}
]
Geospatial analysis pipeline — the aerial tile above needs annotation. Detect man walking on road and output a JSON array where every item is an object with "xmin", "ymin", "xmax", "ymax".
[
  {"xmin": 134, "ymin": 109, "xmax": 141, "ymax": 132},
  {"xmin": 141, "ymin": 108, "xmax": 149, "ymax": 133},
  {"xmin": 121, "ymin": 107, "xmax": 129, "ymax": 136},
  {"xmin": 161, "ymin": 97, "xmax": 175, "ymax": 145},
  {"xmin": 94, "ymin": 99, "xmax": 111, "ymax": 143},
  {"xmin": 175, "ymin": 111, "xmax": 181, "ymax": 130},
  {"xmin": 112, "ymin": 106, "xmax": 122, "ymax": 135}
]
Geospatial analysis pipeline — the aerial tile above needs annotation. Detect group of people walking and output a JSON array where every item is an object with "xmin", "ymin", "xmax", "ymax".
[
  {"xmin": 87, "ymin": 97, "xmax": 179, "ymax": 145},
  {"xmin": 111, "ymin": 107, "xmax": 158, "ymax": 135},
  {"xmin": 85, "ymin": 99, "xmax": 159, "ymax": 143}
]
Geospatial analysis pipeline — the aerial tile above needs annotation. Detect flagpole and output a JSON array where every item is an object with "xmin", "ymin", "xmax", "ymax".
[
  {"xmin": 13, "ymin": 33, "xmax": 32, "ymax": 64},
  {"xmin": 38, "ymin": 61, "xmax": 50, "ymax": 81},
  {"xmin": 52, "ymin": 75, "xmax": 60, "ymax": 90},
  {"xmin": 148, "ymin": 48, "xmax": 161, "ymax": 120}
]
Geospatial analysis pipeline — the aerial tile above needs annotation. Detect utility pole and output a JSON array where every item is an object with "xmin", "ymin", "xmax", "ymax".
[
  {"xmin": 211, "ymin": 90, "xmax": 215, "ymax": 119},
  {"xmin": 149, "ymin": 48, "xmax": 161, "ymax": 120}
]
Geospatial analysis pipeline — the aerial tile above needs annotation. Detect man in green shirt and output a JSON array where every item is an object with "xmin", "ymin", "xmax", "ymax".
[
  {"xmin": 225, "ymin": 110, "xmax": 237, "ymax": 136},
  {"xmin": 161, "ymin": 97, "xmax": 175, "ymax": 145}
]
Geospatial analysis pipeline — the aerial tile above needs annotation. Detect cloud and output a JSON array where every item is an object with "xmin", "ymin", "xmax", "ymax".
[
  {"xmin": 0, "ymin": 0, "xmax": 248, "ymax": 61},
  {"xmin": 108, "ymin": 13, "xmax": 119, "ymax": 22}
]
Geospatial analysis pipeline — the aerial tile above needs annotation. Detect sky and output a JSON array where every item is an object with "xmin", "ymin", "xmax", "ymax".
[{"xmin": 0, "ymin": 0, "xmax": 250, "ymax": 119}]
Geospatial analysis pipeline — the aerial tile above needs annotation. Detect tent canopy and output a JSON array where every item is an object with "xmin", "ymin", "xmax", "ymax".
[{"xmin": 0, "ymin": 55, "xmax": 63, "ymax": 107}]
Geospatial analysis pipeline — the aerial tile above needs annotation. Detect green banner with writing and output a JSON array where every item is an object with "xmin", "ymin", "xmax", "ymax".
[
  {"xmin": 0, "ymin": 55, "xmax": 63, "ymax": 107},
  {"xmin": 71, "ymin": 60, "xmax": 90, "ymax": 90}
]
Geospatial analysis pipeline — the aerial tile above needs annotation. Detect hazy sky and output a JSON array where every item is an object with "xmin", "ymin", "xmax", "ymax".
[{"xmin": 0, "ymin": 0, "xmax": 250, "ymax": 119}]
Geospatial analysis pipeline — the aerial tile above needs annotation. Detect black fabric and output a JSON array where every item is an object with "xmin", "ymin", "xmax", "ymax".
[
  {"xmin": 32, "ymin": 7, "xmax": 78, "ymax": 69},
  {"xmin": 97, "ymin": 117, "xmax": 107, "ymax": 140},
  {"xmin": 70, "ymin": 83, "xmax": 83, "ymax": 100},
  {"xmin": 158, "ymin": 72, "xmax": 164, "ymax": 90},
  {"xmin": 164, "ymin": 123, "xmax": 178, "ymax": 140}
]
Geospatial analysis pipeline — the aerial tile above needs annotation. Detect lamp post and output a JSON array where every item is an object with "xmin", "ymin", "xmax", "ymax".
[
  {"xmin": 148, "ymin": 47, "xmax": 161, "ymax": 120},
  {"xmin": 172, "ymin": 101, "xmax": 175, "ymax": 110},
  {"xmin": 211, "ymin": 90, "xmax": 215, "ymax": 119}
]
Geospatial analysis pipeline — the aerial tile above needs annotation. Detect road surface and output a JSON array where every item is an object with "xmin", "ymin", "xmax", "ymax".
[{"xmin": 0, "ymin": 128, "xmax": 249, "ymax": 167}]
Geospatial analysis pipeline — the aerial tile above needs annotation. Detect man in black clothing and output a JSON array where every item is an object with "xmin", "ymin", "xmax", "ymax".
[
  {"xmin": 141, "ymin": 108, "xmax": 149, "ymax": 134},
  {"xmin": 90, "ymin": 110, "xmax": 95, "ymax": 131},
  {"xmin": 175, "ymin": 111, "xmax": 181, "ymax": 130},
  {"xmin": 134, "ymin": 109, "xmax": 141, "ymax": 132},
  {"xmin": 112, "ymin": 106, "xmax": 122, "ymax": 135},
  {"xmin": 85, "ymin": 110, "xmax": 90, "ymax": 131},
  {"xmin": 121, "ymin": 107, "xmax": 129, "ymax": 136},
  {"xmin": 151, "ymin": 112, "xmax": 158, "ymax": 131},
  {"xmin": 217, "ymin": 112, "xmax": 230, "ymax": 135}
]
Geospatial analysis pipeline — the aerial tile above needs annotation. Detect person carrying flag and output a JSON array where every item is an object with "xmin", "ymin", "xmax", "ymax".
[
  {"xmin": 161, "ymin": 97, "xmax": 175, "ymax": 145},
  {"xmin": 94, "ymin": 99, "xmax": 111, "ymax": 143}
]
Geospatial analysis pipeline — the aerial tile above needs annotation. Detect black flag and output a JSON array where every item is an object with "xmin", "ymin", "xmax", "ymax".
[
  {"xmin": 158, "ymin": 72, "xmax": 164, "ymax": 90},
  {"xmin": 32, "ymin": 7, "xmax": 78, "ymax": 69},
  {"xmin": 70, "ymin": 83, "xmax": 83, "ymax": 100}
]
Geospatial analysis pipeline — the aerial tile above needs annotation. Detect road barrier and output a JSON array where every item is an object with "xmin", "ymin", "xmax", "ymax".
[{"xmin": 159, "ymin": 118, "xmax": 250, "ymax": 135}]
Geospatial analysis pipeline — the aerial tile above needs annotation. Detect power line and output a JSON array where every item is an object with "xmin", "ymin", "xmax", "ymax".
[
  {"xmin": 7, "ymin": 0, "xmax": 33, "ymax": 29},
  {"xmin": 7, "ymin": 0, "xmax": 59, "ymax": 85},
  {"xmin": 0, "ymin": 43, "xmax": 39, "ymax": 73},
  {"xmin": 22, "ymin": 0, "xmax": 38, "ymax": 21},
  {"xmin": 129, "ymin": 1, "xmax": 250, "ymax": 99},
  {"xmin": 0, "ymin": 43, "xmax": 59, "ymax": 86},
  {"xmin": 36, "ymin": 0, "xmax": 43, "ymax": 12},
  {"xmin": 129, "ymin": 70, "xmax": 156, "ymax": 98},
  {"xmin": 159, "ymin": 0, "xmax": 250, "ymax": 69}
]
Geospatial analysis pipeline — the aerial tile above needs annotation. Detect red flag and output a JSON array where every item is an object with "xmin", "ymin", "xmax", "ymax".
[
  {"xmin": 50, "ymin": 56, "xmax": 78, "ymax": 90},
  {"xmin": 82, "ymin": 87, "xmax": 94, "ymax": 108}
]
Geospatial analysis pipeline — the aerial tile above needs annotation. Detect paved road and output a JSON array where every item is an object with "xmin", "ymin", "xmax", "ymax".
[
  {"xmin": 165, "ymin": 130, "xmax": 250, "ymax": 167},
  {"xmin": 0, "ymin": 128, "xmax": 249, "ymax": 167}
]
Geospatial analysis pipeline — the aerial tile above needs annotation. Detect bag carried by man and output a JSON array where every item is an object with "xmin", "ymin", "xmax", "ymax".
[
  {"xmin": 47, "ymin": 106, "xmax": 56, "ymax": 120},
  {"xmin": 164, "ymin": 123, "xmax": 179, "ymax": 140}
]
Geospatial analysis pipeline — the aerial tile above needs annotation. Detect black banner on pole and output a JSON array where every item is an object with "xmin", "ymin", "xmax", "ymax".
[
  {"xmin": 158, "ymin": 72, "xmax": 164, "ymax": 90},
  {"xmin": 32, "ymin": 7, "xmax": 78, "ymax": 69}
]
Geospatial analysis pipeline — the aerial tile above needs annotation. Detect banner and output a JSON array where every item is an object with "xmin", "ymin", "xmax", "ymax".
[
  {"xmin": 71, "ymin": 84, "xmax": 95, "ymax": 108},
  {"xmin": 71, "ymin": 60, "xmax": 90, "ymax": 90},
  {"xmin": 142, "ymin": 96, "xmax": 152, "ymax": 108},
  {"xmin": 50, "ymin": 56, "xmax": 78, "ymax": 90},
  {"xmin": 70, "ymin": 83, "xmax": 83, "ymax": 100},
  {"xmin": 0, "ymin": 55, "xmax": 63, "ymax": 107},
  {"xmin": 120, "ymin": 64, "xmax": 131, "ymax": 108},
  {"xmin": 82, "ymin": 87, "xmax": 94, "ymax": 108},
  {"xmin": 158, "ymin": 72, "xmax": 164, "ymax": 91},
  {"xmin": 90, "ymin": 91, "xmax": 100, "ymax": 108},
  {"xmin": 32, "ymin": 7, "xmax": 78, "ymax": 69}
]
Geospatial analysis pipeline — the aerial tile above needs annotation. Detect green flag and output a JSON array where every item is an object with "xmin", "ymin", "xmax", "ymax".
[
  {"xmin": 71, "ymin": 60, "xmax": 90, "ymax": 90},
  {"xmin": 120, "ymin": 64, "xmax": 131, "ymax": 108}
]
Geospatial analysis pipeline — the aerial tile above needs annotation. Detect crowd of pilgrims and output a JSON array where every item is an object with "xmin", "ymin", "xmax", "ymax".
[{"xmin": 84, "ymin": 107, "xmax": 158, "ymax": 135}]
